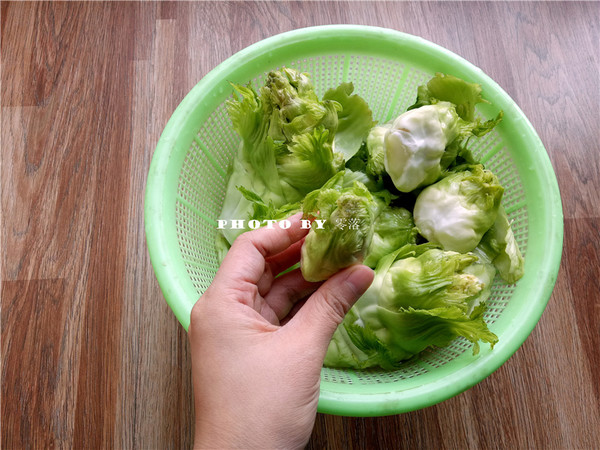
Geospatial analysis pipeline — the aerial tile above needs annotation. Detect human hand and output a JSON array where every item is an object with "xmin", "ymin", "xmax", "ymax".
[{"xmin": 188, "ymin": 214, "xmax": 374, "ymax": 449}]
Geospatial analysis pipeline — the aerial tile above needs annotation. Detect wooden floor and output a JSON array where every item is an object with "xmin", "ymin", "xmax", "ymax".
[{"xmin": 2, "ymin": 2, "xmax": 598, "ymax": 448}]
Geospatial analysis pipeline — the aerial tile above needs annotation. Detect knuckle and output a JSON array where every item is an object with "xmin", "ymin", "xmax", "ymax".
[
  {"xmin": 231, "ymin": 231, "xmax": 267, "ymax": 258},
  {"xmin": 231, "ymin": 233, "xmax": 253, "ymax": 251},
  {"xmin": 234, "ymin": 283, "xmax": 260, "ymax": 307}
]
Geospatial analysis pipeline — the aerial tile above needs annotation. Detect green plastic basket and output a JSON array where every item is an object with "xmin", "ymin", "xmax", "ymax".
[{"xmin": 145, "ymin": 25, "xmax": 563, "ymax": 416}]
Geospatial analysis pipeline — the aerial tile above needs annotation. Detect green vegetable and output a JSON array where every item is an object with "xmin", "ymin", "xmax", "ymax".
[
  {"xmin": 363, "ymin": 205, "xmax": 417, "ymax": 268},
  {"xmin": 408, "ymin": 72, "xmax": 486, "ymax": 122},
  {"xmin": 324, "ymin": 244, "xmax": 498, "ymax": 369},
  {"xmin": 384, "ymin": 102, "xmax": 461, "ymax": 192},
  {"xmin": 462, "ymin": 260, "xmax": 497, "ymax": 313},
  {"xmin": 218, "ymin": 155, "xmax": 275, "ymax": 245},
  {"xmin": 300, "ymin": 171, "xmax": 381, "ymax": 282},
  {"xmin": 219, "ymin": 68, "xmax": 345, "ymax": 244},
  {"xmin": 475, "ymin": 206, "xmax": 525, "ymax": 283},
  {"xmin": 309, "ymin": 166, "xmax": 384, "ymax": 200},
  {"xmin": 377, "ymin": 73, "xmax": 504, "ymax": 193},
  {"xmin": 365, "ymin": 124, "xmax": 391, "ymax": 178},
  {"xmin": 277, "ymin": 127, "xmax": 345, "ymax": 197},
  {"xmin": 300, "ymin": 167, "xmax": 408, "ymax": 280},
  {"xmin": 237, "ymin": 186, "xmax": 302, "ymax": 223},
  {"xmin": 218, "ymin": 70, "xmax": 524, "ymax": 369},
  {"xmin": 322, "ymin": 82, "xmax": 375, "ymax": 161},
  {"xmin": 259, "ymin": 68, "xmax": 341, "ymax": 142},
  {"xmin": 413, "ymin": 165, "xmax": 504, "ymax": 253}
]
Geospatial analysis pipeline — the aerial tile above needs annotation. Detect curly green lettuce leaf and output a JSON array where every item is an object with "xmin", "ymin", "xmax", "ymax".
[
  {"xmin": 440, "ymin": 109, "xmax": 505, "ymax": 171},
  {"xmin": 237, "ymin": 186, "xmax": 302, "ymax": 223},
  {"xmin": 276, "ymin": 127, "xmax": 344, "ymax": 197},
  {"xmin": 323, "ymin": 82, "xmax": 375, "ymax": 161},
  {"xmin": 344, "ymin": 141, "xmax": 368, "ymax": 172},
  {"xmin": 377, "ymin": 305, "xmax": 498, "ymax": 360},
  {"xmin": 218, "ymin": 155, "xmax": 283, "ymax": 245},
  {"xmin": 385, "ymin": 72, "xmax": 504, "ymax": 182},
  {"xmin": 324, "ymin": 244, "xmax": 498, "ymax": 369},
  {"xmin": 408, "ymin": 72, "xmax": 486, "ymax": 122},
  {"xmin": 411, "ymin": 72, "xmax": 504, "ymax": 148},
  {"xmin": 325, "ymin": 308, "xmax": 401, "ymax": 370},
  {"xmin": 363, "ymin": 205, "xmax": 417, "ymax": 268},
  {"xmin": 260, "ymin": 68, "xmax": 341, "ymax": 141},
  {"xmin": 379, "ymin": 248, "xmax": 482, "ymax": 312},
  {"xmin": 227, "ymin": 83, "xmax": 285, "ymax": 198},
  {"xmin": 301, "ymin": 175, "xmax": 381, "ymax": 282},
  {"xmin": 365, "ymin": 124, "xmax": 391, "ymax": 178},
  {"xmin": 462, "ymin": 259, "xmax": 497, "ymax": 314},
  {"xmin": 219, "ymin": 68, "xmax": 346, "ymax": 246},
  {"xmin": 305, "ymin": 168, "xmax": 383, "ymax": 202},
  {"xmin": 475, "ymin": 206, "xmax": 524, "ymax": 284}
]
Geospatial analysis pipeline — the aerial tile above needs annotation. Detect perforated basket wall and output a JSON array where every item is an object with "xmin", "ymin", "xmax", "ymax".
[{"xmin": 146, "ymin": 26, "xmax": 562, "ymax": 416}]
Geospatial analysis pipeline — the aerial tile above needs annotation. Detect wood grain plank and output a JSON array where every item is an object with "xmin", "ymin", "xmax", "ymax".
[
  {"xmin": 2, "ymin": 1, "xmax": 114, "ymax": 447},
  {"xmin": 66, "ymin": 2, "xmax": 136, "ymax": 447},
  {"xmin": 562, "ymin": 217, "xmax": 600, "ymax": 407},
  {"xmin": 2, "ymin": 1, "xmax": 137, "ymax": 447},
  {"xmin": 2, "ymin": 2, "xmax": 100, "ymax": 282},
  {"xmin": 1, "ymin": 279, "xmax": 68, "ymax": 449},
  {"xmin": 490, "ymin": 1, "xmax": 600, "ymax": 220},
  {"xmin": 183, "ymin": 2, "xmax": 233, "ymax": 88},
  {"xmin": 113, "ymin": 7, "xmax": 194, "ymax": 448}
]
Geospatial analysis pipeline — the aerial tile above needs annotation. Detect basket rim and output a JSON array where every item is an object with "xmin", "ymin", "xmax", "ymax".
[{"xmin": 144, "ymin": 25, "xmax": 563, "ymax": 416}]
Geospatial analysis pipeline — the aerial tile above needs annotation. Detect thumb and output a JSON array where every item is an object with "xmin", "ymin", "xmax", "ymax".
[{"xmin": 288, "ymin": 265, "xmax": 374, "ymax": 353}]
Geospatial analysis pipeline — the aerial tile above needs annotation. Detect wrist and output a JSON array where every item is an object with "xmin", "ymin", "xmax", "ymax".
[{"xmin": 193, "ymin": 414, "xmax": 305, "ymax": 450}]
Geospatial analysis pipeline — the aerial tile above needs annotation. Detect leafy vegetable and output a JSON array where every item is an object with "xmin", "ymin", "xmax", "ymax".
[
  {"xmin": 363, "ymin": 205, "xmax": 417, "ymax": 268},
  {"xmin": 300, "ymin": 165, "xmax": 414, "ymax": 280},
  {"xmin": 384, "ymin": 102, "xmax": 460, "ymax": 192},
  {"xmin": 324, "ymin": 244, "xmax": 499, "ymax": 369},
  {"xmin": 344, "ymin": 141, "xmax": 369, "ymax": 173},
  {"xmin": 475, "ymin": 206, "xmax": 525, "ymax": 283},
  {"xmin": 462, "ymin": 260, "xmax": 497, "ymax": 314},
  {"xmin": 365, "ymin": 124, "xmax": 391, "ymax": 178},
  {"xmin": 237, "ymin": 186, "xmax": 302, "ymax": 223},
  {"xmin": 375, "ymin": 72, "xmax": 505, "ymax": 193},
  {"xmin": 300, "ymin": 172, "xmax": 381, "ymax": 282},
  {"xmin": 277, "ymin": 127, "xmax": 345, "ymax": 197},
  {"xmin": 218, "ymin": 69, "xmax": 346, "ymax": 245},
  {"xmin": 259, "ymin": 68, "xmax": 341, "ymax": 141},
  {"xmin": 408, "ymin": 72, "xmax": 486, "ymax": 122},
  {"xmin": 413, "ymin": 165, "xmax": 504, "ymax": 253},
  {"xmin": 322, "ymin": 82, "xmax": 375, "ymax": 161},
  {"xmin": 219, "ymin": 70, "xmax": 524, "ymax": 369}
]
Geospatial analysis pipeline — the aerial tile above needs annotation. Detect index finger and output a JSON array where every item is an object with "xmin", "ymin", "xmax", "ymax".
[{"xmin": 218, "ymin": 213, "xmax": 309, "ymax": 280}]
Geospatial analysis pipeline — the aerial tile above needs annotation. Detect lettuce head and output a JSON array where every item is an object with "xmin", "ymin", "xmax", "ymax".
[
  {"xmin": 324, "ymin": 244, "xmax": 498, "ymax": 369},
  {"xmin": 414, "ymin": 165, "xmax": 504, "ymax": 253}
]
